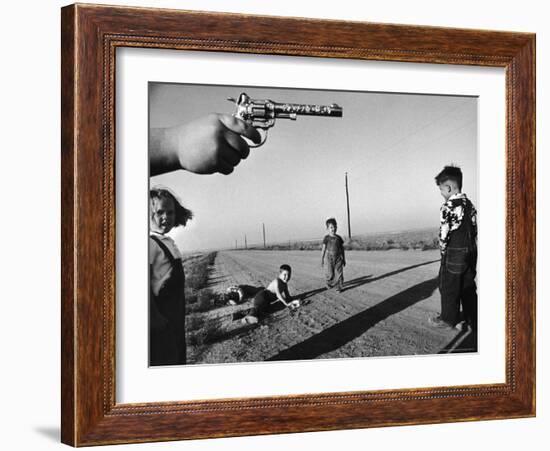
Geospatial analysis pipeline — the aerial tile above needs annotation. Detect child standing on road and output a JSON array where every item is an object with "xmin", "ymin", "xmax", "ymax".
[
  {"xmin": 242, "ymin": 265, "xmax": 300, "ymax": 324},
  {"xmin": 429, "ymin": 165, "xmax": 478, "ymax": 331},
  {"xmin": 321, "ymin": 218, "xmax": 346, "ymax": 292},
  {"xmin": 149, "ymin": 187, "xmax": 193, "ymax": 366}
]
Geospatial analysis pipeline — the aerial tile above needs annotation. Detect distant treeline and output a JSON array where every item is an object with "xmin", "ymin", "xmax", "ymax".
[{"xmin": 245, "ymin": 228, "xmax": 440, "ymax": 252}]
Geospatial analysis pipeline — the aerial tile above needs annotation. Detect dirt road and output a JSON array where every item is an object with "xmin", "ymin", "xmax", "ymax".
[{"xmin": 192, "ymin": 249, "xmax": 475, "ymax": 364}]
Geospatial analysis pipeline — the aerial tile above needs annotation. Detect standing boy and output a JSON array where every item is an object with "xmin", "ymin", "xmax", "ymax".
[
  {"xmin": 321, "ymin": 218, "xmax": 346, "ymax": 292},
  {"xmin": 430, "ymin": 165, "xmax": 478, "ymax": 331}
]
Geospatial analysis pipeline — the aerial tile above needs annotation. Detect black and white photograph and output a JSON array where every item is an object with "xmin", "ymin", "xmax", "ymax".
[
  {"xmin": 148, "ymin": 83, "xmax": 479, "ymax": 366},
  {"xmin": 3, "ymin": 0, "xmax": 544, "ymax": 449}
]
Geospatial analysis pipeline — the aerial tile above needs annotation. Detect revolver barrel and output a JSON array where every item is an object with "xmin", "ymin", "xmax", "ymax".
[
  {"xmin": 228, "ymin": 92, "xmax": 343, "ymax": 147},
  {"xmin": 273, "ymin": 101, "xmax": 343, "ymax": 119}
]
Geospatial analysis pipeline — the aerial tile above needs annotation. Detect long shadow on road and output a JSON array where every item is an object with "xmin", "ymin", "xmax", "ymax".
[
  {"xmin": 296, "ymin": 287, "xmax": 328, "ymax": 304},
  {"xmin": 293, "ymin": 258, "xmax": 439, "ymax": 304},
  {"xmin": 294, "ymin": 259, "xmax": 439, "ymax": 305},
  {"xmin": 340, "ymin": 259, "xmax": 440, "ymax": 293},
  {"xmin": 267, "ymin": 277, "xmax": 439, "ymax": 361}
]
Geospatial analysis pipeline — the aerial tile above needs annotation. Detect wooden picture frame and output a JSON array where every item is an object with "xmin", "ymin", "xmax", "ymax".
[{"xmin": 61, "ymin": 3, "xmax": 535, "ymax": 446}]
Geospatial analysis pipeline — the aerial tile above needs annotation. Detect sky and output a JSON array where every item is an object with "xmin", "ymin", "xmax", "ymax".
[{"xmin": 149, "ymin": 83, "xmax": 478, "ymax": 253}]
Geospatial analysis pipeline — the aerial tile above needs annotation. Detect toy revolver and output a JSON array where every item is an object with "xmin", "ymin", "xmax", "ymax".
[{"xmin": 227, "ymin": 92, "xmax": 343, "ymax": 147}]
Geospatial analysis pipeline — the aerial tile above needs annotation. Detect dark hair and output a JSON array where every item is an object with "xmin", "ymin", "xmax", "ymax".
[
  {"xmin": 435, "ymin": 165, "xmax": 463, "ymax": 190},
  {"xmin": 279, "ymin": 264, "xmax": 292, "ymax": 273},
  {"xmin": 150, "ymin": 187, "xmax": 193, "ymax": 227},
  {"xmin": 325, "ymin": 217, "xmax": 337, "ymax": 228}
]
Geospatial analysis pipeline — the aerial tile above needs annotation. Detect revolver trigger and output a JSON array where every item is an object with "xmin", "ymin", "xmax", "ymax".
[{"xmin": 248, "ymin": 129, "xmax": 268, "ymax": 148}]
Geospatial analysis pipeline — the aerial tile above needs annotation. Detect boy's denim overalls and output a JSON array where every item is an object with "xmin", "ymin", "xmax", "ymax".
[{"xmin": 439, "ymin": 200, "xmax": 478, "ymax": 328}]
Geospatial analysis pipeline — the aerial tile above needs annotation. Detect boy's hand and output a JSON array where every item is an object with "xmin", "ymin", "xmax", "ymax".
[
  {"xmin": 173, "ymin": 114, "xmax": 261, "ymax": 175},
  {"xmin": 288, "ymin": 300, "xmax": 301, "ymax": 310}
]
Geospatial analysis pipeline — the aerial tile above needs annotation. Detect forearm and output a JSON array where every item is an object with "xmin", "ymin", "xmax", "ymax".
[
  {"xmin": 283, "ymin": 288, "xmax": 292, "ymax": 303},
  {"xmin": 276, "ymin": 298, "xmax": 290, "ymax": 307},
  {"xmin": 149, "ymin": 128, "xmax": 182, "ymax": 176},
  {"xmin": 275, "ymin": 292, "xmax": 290, "ymax": 305},
  {"xmin": 273, "ymin": 286, "xmax": 291, "ymax": 306}
]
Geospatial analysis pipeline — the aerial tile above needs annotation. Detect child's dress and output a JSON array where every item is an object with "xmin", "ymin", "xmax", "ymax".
[
  {"xmin": 323, "ymin": 234, "xmax": 345, "ymax": 289},
  {"xmin": 149, "ymin": 233, "xmax": 186, "ymax": 366}
]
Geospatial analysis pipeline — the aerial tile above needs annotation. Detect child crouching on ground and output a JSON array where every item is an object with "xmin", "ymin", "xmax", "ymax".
[{"xmin": 242, "ymin": 264, "xmax": 300, "ymax": 324}]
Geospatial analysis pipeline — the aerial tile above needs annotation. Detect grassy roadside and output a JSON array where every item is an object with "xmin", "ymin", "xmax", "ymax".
[{"xmin": 183, "ymin": 252, "xmax": 237, "ymax": 362}]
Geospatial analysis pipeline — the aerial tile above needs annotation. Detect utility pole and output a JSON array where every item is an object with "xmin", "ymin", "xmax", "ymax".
[
  {"xmin": 262, "ymin": 223, "xmax": 266, "ymax": 248},
  {"xmin": 345, "ymin": 172, "xmax": 352, "ymax": 240},
  {"xmin": 245, "ymin": 234, "xmax": 248, "ymax": 250}
]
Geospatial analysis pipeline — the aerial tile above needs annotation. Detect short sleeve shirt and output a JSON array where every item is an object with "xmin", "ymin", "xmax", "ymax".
[
  {"xmin": 323, "ymin": 234, "xmax": 345, "ymax": 257},
  {"xmin": 439, "ymin": 193, "xmax": 477, "ymax": 254}
]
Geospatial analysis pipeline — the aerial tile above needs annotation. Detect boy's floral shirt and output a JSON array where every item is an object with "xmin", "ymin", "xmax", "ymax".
[{"xmin": 439, "ymin": 193, "xmax": 477, "ymax": 254}]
